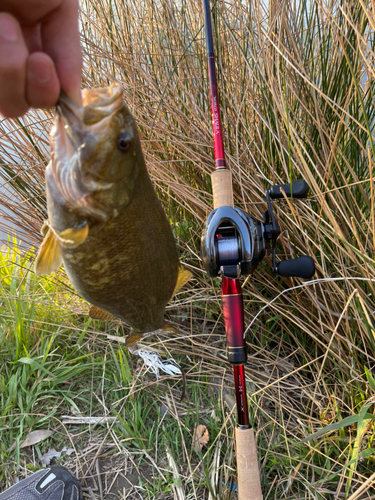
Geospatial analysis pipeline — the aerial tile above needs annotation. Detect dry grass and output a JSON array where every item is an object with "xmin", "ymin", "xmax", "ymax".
[{"xmin": 1, "ymin": 0, "xmax": 375, "ymax": 498}]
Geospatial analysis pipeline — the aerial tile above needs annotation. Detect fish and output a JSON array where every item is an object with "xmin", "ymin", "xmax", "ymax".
[{"xmin": 35, "ymin": 83, "xmax": 191, "ymax": 347}]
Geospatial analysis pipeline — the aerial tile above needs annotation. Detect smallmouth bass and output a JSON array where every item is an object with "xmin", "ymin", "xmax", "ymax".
[{"xmin": 35, "ymin": 84, "xmax": 191, "ymax": 346}]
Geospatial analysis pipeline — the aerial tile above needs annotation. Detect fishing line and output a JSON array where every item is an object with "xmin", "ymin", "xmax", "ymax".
[{"xmin": 216, "ymin": 236, "xmax": 239, "ymax": 265}]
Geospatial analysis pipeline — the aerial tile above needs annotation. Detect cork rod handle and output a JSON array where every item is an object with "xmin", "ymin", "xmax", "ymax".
[
  {"xmin": 236, "ymin": 427, "xmax": 263, "ymax": 500},
  {"xmin": 211, "ymin": 169, "xmax": 234, "ymax": 209}
]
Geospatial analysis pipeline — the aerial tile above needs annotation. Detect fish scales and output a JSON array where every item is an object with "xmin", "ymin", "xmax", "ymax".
[
  {"xmin": 62, "ymin": 174, "xmax": 179, "ymax": 332},
  {"xmin": 35, "ymin": 84, "xmax": 190, "ymax": 345}
]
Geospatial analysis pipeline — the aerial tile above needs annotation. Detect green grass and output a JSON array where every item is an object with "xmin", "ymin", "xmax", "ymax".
[
  {"xmin": 0, "ymin": 239, "xmax": 374, "ymax": 498},
  {"xmin": 0, "ymin": 245, "xmax": 237, "ymax": 497}
]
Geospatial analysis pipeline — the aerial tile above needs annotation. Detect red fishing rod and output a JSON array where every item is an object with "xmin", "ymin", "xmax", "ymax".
[
  {"xmin": 202, "ymin": 0, "xmax": 249, "ymax": 427},
  {"xmin": 201, "ymin": 1, "xmax": 261, "ymax": 496},
  {"xmin": 200, "ymin": 0, "xmax": 315, "ymax": 497}
]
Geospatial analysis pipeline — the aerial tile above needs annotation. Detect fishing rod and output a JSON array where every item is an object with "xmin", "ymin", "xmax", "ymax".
[{"xmin": 200, "ymin": 1, "xmax": 315, "ymax": 498}]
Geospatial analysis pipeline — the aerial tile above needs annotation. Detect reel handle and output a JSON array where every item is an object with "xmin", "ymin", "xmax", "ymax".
[
  {"xmin": 277, "ymin": 255, "xmax": 315, "ymax": 279},
  {"xmin": 270, "ymin": 179, "xmax": 309, "ymax": 199}
]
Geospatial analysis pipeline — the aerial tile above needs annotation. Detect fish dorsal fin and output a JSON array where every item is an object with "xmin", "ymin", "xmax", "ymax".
[
  {"xmin": 89, "ymin": 305, "xmax": 116, "ymax": 320},
  {"xmin": 34, "ymin": 228, "xmax": 63, "ymax": 276},
  {"xmin": 57, "ymin": 222, "xmax": 89, "ymax": 249},
  {"xmin": 172, "ymin": 265, "xmax": 192, "ymax": 297}
]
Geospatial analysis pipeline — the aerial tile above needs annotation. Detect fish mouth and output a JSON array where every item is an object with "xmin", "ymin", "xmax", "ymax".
[
  {"xmin": 57, "ymin": 94, "xmax": 85, "ymax": 150},
  {"xmin": 56, "ymin": 83, "xmax": 124, "ymax": 147},
  {"xmin": 81, "ymin": 84, "xmax": 123, "ymax": 113},
  {"xmin": 50, "ymin": 84, "xmax": 126, "ymax": 219},
  {"xmin": 58, "ymin": 93, "xmax": 83, "ymax": 121},
  {"xmin": 55, "ymin": 83, "xmax": 124, "ymax": 192}
]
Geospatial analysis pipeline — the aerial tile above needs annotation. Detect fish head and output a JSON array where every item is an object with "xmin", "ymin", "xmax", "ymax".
[{"xmin": 51, "ymin": 83, "xmax": 144, "ymax": 219}]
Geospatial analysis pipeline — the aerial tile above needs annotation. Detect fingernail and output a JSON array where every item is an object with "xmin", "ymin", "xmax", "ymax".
[
  {"xmin": 28, "ymin": 60, "xmax": 52, "ymax": 84},
  {"xmin": 0, "ymin": 16, "xmax": 19, "ymax": 42}
]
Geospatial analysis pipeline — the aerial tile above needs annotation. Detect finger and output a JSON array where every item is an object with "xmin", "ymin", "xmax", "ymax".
[
  {"xmin": 42, "ymin": 0, "xmax": 82, "ymax": 106},
  {"xmin": 22, "ymin": 23, "xmax": 43, "ymax": 53},
  {"xmin": 26, "ymin": 52, "xmax": 60, "ymax": 108},
  {"xmin": 0, "ymin": 0, "xmax": 62, "ymax": 26},
  {"xmin": 0, "ymin": 13, "xmax": 29, "ymax": 117}
]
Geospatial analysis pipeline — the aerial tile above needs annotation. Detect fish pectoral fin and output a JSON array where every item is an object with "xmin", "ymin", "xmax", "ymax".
[
  {"xmin": 89, "ymin": 305, "xmax": 116, "ymax": 321},
  {"xmin": 172, "ymin": 265, "xmax": 192, "ymax": 297},
  {"xmin": 34, "ymin": 229, "xmax": 63, "ymax": 276},
  {"xmin": 162, "ymin": 322, "xmax": 178, "ymax": 335},
  {"xmin": 57, "ymin": 222, "xmax": 89, "ymax": 249},
  {"xmin": 40, "ymin": 220, "xmax": 49, "ymax": 236}
]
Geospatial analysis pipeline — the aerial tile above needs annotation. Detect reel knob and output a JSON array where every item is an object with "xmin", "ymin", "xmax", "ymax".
[
  {"xmin": 269, "ymin": 179, "xmax": 309, "ymax": 199},
  {"xmin": 277, "ymin": 255, "xmax": 315, "ymax": 279}
]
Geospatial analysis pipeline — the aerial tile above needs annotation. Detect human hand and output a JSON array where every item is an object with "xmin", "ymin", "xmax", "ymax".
[{"xmin": 0, "ymin": 0, "xmax": 82, "ymax": 118}]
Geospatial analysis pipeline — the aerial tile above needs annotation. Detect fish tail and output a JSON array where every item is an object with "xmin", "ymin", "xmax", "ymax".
[
  {"xmin": 125, "ymin": 322, "xmax": 178, "ymax": 351},
  {"xmin": 125, "ymin": 331, "xmax": 144, "ymax": 350}
]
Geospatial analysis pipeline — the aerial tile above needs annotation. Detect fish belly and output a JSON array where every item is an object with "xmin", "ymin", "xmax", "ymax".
[{"xmin": 61, "ymin": 191, "xmax": 179, "ymax": 333}]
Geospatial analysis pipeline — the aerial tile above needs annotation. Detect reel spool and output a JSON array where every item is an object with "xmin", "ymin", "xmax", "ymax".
[{"xmin": 201, "ymin": 179, "xmax": 315, "ymax": 280}]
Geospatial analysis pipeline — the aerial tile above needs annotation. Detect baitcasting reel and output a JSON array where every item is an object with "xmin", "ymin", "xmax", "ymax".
[{"xmin": 201, "ymin": 179, "xmax": 315, "ymax": 280}]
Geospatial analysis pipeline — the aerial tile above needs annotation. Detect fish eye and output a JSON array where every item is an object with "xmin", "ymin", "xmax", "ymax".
[{"xmin": 117, "ymin": 133, "xmax": 132, "ymax": 152}]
